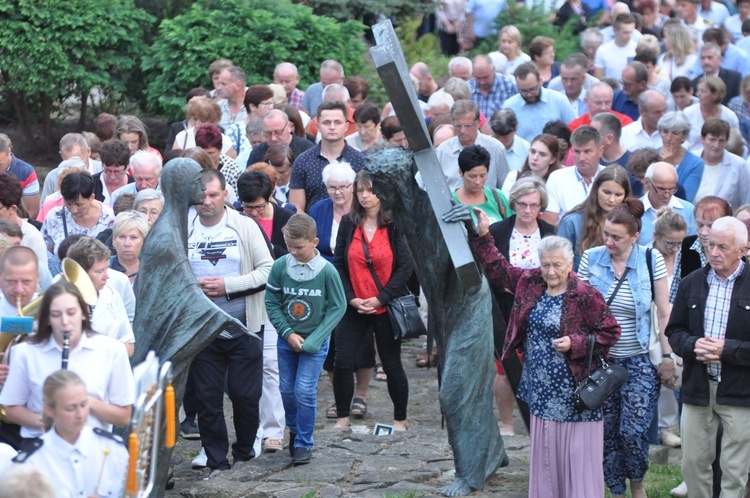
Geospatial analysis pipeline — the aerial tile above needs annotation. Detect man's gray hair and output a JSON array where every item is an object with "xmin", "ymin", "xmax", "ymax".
[
  {"xmin": 448, "ymin": 56, "xmax": 473, "ymax": 75},
  {"xmin": 129, "ymin": 150, "xmax": 162, "ymax": 175},
  {"xmin": 321, "ymin": 59, "xmax": 344, "ymax": 78},
  {"xmin": 59, "ymin": 133, "xmax": 88, "ymax": 152},
  {"xmin": 274, "ymin": 62, "xmax": 298, "ymax": 77},
  {"xmin": 580, "ymin": 27, "xmax": 603, "ymax": 46},
  {"xmin": 427, "ymin": 90, "xmax": 454, "ymax": 111},
  {"xmin": 57, "ymin": 157, "xmax": 87, "ymax": 173},
  {"xmin": 451, "ymin": 99, "xmax": 480, "ymax": 121},
  {"xmin": 658, "ymin": 111, "xmax": 691, "ymax": 135},
  {"xmin": 246, "ymin": 118, "xmax": 264, "ymax": 136},
  {"xmin": 592, "ymin": 112, "xmax": 623, "ymax": 142},
  {"xmin": 224, "ymin": 65, "xmax": 246, "ymax": 84},
  {"xmin": 0, "ymin": 465, "xmax": 56, "ymax": 498},
  {"xmin": 700, "ymin": 42, "xmax": 722, "ymax": 57},
  {"xmin": 537, "ymin": 236, "xmax": 574, "ymax": 264},
  {"xmin": 133, "ymin": 188, "xmax": 165, "ymax": 210},
  {"xmin": 644, "ymin": 161, "xmax": 677, "ymax": 181},
  {"xmin": 712, "ymin": 216, "xmax": 749, "ymax": 247},
  {"xmin": 638, "ymin": 89, "xmax": 666, "ymax": 111},
  {"xmin": 263, "ymin": 109, "xmax": 289, "ymax": 125},
  {"xmin": 322, "ymin": 83, "xmax": 351, "ymax": 102},
  {"xmin": 509, "ymin": 176, "xmax": 548, "ymax": 212}
]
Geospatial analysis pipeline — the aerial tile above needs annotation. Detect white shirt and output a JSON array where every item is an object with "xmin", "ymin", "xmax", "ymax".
[
  {"xmin": 106, "ymin": 269, "xmax": 135, "ymax": 326},
  {"xmin": 545, "ymin": 165, "xmax": 605, "ymax": 220},
  {"xmin": 173, "ymin": 128, "xmax": 235, "ymax": 154},
  {"xmin": 0, "ymin": 333, "xmax": 135, "ymax": 438},
  {"xmin": 23, "ymin": 426, "xmax": 128, "ymax": 498},
  {"xmin": 698, "ymin": 1, "xmax": 729, "ymax": 26},
  {"xmin": 20, "ymin": 220, "xmax": 48, "ymax": 268},
  {"xmin": 684, "ymin": 104, "xmax": 740, "ymax": 151},
  {"xmin": 0, "ymin": 443, "xmax": 15, "ymax": 476},
  {"xmin": 594, "ymin": 40, "xmax": 637, "ymax": 79},
  {"xmin": 91, "ymin": 284, "xmax": 135, "ymax": 344},
  {"xmin": 621, "ymin": 118, "xmax": 663, "ymax": 151},
  {"xmin": 505, "ymin": 136, "xmax": 531, "ymax": 172}
]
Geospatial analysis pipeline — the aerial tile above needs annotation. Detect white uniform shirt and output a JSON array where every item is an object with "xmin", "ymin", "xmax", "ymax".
[
  {"xmin": 21, "ymin": 426, "xmax": 128, "ymax": 498},
  {"xmin": 91, "ymin": 284, "xmax": 135, "ymax": 344},
  {"xmin": 0, "ymin": 333, "xmax": 135, "ymax": 438},
  {"xmin": 545, "ymin": 165, "xmax": 605, "ymax": 220}
]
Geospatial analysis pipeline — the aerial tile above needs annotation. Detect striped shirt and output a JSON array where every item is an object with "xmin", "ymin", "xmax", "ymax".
[
  {"xmin": 704, "ymin": 261, "xmax": 745, "ymax": 377},
  {"xmin": 579, "ymin": 250, "xmax": 667, "ymax": 357}
]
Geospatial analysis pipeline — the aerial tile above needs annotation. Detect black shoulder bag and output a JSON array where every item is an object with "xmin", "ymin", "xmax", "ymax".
[
  {"xmin": 360, "ymin": 228, "xmax": 426, "ymax": 341},
  {"xmin": 572, "ymin": 268, "xmax": 630, "ymax": 411}
]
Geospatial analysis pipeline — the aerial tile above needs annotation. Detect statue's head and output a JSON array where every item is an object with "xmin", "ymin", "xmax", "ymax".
[
  {"xmin": 364, "ymin": 147, "xmax": 415, "ymax": 211},
  {"xmin": 160, "ymin": 158, "xmax": 206, "ymax": 207}
]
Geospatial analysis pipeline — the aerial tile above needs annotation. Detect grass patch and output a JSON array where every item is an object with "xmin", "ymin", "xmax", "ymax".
[
  {"xmin": 604, "ymin": 464, "xmax": 682, "ymax": 498},
  {"xmin": 383, "ymin": 492, "xmax": 426, "ymax": 498}
]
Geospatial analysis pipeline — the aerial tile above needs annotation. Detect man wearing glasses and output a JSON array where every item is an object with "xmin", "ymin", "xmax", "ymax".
[
  {"xmin": 423, "ymin": 99, "xmax": 509, "ymax": 190},
  {"xmin": 246, "ymin": 110, "xmax": 314, "ymax": 166},
  {"xmin": 638, "ymin": 162, "xmax": 696, "ymax": 245},
  {"xmin": 502, "ymin": 63, "xmax": 576, "ymax": 142},
  {"xmin": 612, "ymin": 62, "xmax": 649, "ymax": 121}
]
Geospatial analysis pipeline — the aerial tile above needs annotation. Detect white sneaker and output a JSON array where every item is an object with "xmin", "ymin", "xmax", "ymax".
[
  {"xmin": 191, "ymin": 447, "xmax": 207, "ymax": 469},
  {"xmin": 669, "ymin": 481, "xmax": 687, "ymax": 497},
  {"xmin": 660, "ymin": 430, "xmax": 682, "ymax": 448}
]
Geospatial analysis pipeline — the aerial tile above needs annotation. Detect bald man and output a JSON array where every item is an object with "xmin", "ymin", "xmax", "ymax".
[
  {"xmin": 638, "ymin": 161, "xmax": 697, "ymax": 245},
  {"xmin": 568, "ymin": 81, "xmax": 634, "ymax": 131},
  {"xmin": 410, "ymin": 62, "xmax": 439, "ymax": 102},
  {"xmin": 469, "ymin": 55, "xmax": 518, "ymax": 118},
  {"xmin": 274, "ymin": 62, "xmax": 305, "ymax": 109}
]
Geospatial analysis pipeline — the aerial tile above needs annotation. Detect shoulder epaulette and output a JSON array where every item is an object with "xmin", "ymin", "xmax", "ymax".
[
  {"xmin": 12, "ymin": 439, "xmax": 42, "ymax": 463},
  {"xmin": 93, "ymin": 427, "xmax": 125, "ymax": 446}
]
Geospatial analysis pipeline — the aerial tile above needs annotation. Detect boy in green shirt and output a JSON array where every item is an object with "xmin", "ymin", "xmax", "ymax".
[{"xmin": 265, "ymin": 213, "xmax": 346, "ymax": 465}]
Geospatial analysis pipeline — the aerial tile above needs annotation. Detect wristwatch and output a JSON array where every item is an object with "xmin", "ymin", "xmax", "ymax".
[{"xmin": 662, "ymin": 353, "xmax": 673, "ymax": 359}]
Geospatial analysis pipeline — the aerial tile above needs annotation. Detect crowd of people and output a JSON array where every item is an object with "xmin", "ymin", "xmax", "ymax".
[{"xmin": 0, "ymin": 0, "xmax": 749, "ymax": 495}]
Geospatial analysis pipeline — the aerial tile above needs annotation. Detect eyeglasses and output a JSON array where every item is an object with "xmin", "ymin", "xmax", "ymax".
[
  {"xmin": 327, "ymin": 184, "xmax": 352, "ymax": 194},
  {"xmin": 648, "ymin": 179, "xmax": 678, "ymax": 195},
  {"xmin": 241, "ymin": 201, "xmax": 268, "ymax": 213},
  {"xmin": 451, "ymin": 121, "xmax": 477, "ymax": 130},
  {"xmin": 263, "ymin": 128, "xmax": 288, "ymax": 138},
  {"xmin": 515, "ymin": 202, "xmax": 541, "ymax": 211},
  {"xmin": 259, "ymin": 100, "xmax": 275, "ymax": 108},
  {"xmin": 518, "ymin": 84, "xmax": 540, "ymax": 95},
  {"xmin": 659, "ymin": 239, "xmax": 683, "ymax": 250}
]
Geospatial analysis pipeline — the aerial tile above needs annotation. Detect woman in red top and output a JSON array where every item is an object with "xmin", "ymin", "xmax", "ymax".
[{"xmin": 332, "ymin": 170, "xmax": 413, "ymax": 431}]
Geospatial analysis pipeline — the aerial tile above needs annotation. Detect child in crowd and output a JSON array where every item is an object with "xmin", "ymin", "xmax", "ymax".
[{"xmin": 264, "ymin": 213, "xmax": 346, "ymax": 465}]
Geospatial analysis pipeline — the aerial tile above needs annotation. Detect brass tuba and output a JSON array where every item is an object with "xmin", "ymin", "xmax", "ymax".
[{"xmin": 0, "ymin": 258, "xmax": 98, "ymax": 421}]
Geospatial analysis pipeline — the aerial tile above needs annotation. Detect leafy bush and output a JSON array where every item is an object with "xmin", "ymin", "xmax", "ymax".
[
  {"xmin": 0, "ymin": 0, "xmax": 153, "ymax": 143},
  {"xmin": 477, "ymin": 5, "xmax": 584, "ymax": 62},
  {"xmin": 143, "ymin": 0, "xmax": 366, "ymax": 120},
  {"xmin": 298, "ymin": 0, "xmax": 432, "ymax": 21}
]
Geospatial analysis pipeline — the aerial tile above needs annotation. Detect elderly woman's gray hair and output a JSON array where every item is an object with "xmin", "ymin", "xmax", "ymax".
[
  {"xmin": 657, "ymin": 111, "xmax": 691, "ymax": 134},
  {"xmin": 509, "ymin": 177, "xmax": 548, "ymax": 212},
  {"xmin": 133, "ymin": 188, "xmax": 164, "ymax": 210},
  {"xmin": 537, "ymin": 236, "xmax": 574, "ymax": 264},
  {"xmin": 112, "ymin": 210, "xmax": 149, "ymax": 239},
  {"xmin": 322, "ymin": 160, "xmax": 356, "ymax": 185},
  {"xmin": 712, "ymin": 216, "xmax": 749, "ymax": 247}
]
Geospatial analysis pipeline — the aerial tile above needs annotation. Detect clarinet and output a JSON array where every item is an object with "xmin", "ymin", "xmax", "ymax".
[{"xmin": 61, "ymin": 332, "xmax": 70, "ymax": 370}]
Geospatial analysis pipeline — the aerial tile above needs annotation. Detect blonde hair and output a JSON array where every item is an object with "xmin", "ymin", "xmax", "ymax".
[
  {"xmin": 42, "ymin": 369, "xmax": 86, "ymax": 431},
  {"xmin": 663, "ymin": 23, "xmax": 696, "ymax": 67}
]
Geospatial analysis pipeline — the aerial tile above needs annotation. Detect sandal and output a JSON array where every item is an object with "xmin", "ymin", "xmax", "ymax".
[
  {"xmin": 374, "ymin": 364, "xmax": 387, "ymax": 382},
  {"xmin": 415, "ymin": 350, "xmax": 438, "ymax": 368},
  {"xmin": 350, "ymin": 397, "xmax": 367, "ymax": 418},
  {"xmin": 326, "ymin": 402, "xmax": 337, "ymax": 419},
  {"xmin": 262, "ymin": 438, "xmax": 283, "ymax": 453}
]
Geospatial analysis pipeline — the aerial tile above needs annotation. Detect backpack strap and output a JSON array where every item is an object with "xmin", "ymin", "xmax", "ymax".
[
  {"xmin": 490, "ymin": 188, "xmax": 506, "ymax": 218},
  {"xmin": 646, "ymin": 248, "xmax": 655, "ymax": 302}
]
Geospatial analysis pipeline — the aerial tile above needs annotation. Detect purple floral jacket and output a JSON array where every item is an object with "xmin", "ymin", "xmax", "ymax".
[{"xmin": 471, "ymin": 233, "xmax": 621, "ymax": 382}]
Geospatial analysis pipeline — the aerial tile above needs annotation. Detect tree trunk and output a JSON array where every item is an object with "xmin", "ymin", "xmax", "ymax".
[
  {"xmin": 39, "ymin": 93, "xmax": 53, "ymax": 149},
  {"xmin": 5, "ymin": 90, "xmax": 35, "ymax": 144},
  {"xmin": 78, "ymin": 91, "xmax": 88, "ymax": 131}
]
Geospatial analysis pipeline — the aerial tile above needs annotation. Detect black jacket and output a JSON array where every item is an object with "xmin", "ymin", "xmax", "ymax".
[
  {"xmin": 488, "ymin": 215, "xmax": 556, "ymax": 321},
  {"xmin": 92, "ymin": 172, "xmax": 134, "ymax": 203},
  {"xmin": 692, "ymin": 68, "xmax": 742, "ymax": 106},
  {"xmin": 679, "ymin": 235, "xmax": 703, "ymax": 280},
  {"xmin": 666, "ymin": 262, "xmax": 750, "ymax": 407},
  {"xmin": 333, "ymin": 215, "xmax": 413, "ymax": 306},
  {"xmin": 268, "ymin": 202, "xmax": 293, "ymax": 259}
]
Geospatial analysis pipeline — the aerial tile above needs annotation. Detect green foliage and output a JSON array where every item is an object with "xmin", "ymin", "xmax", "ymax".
[
  {"xmin": 476, "ymin": 5, "xmax": 583, "ymax": 62},
  {"xmin": 395, "ymin": 18, "xmax": 452, "ymax": 83},
  {"xmin": 297, "ymin": 0, "xmax": 432, "ymax": 21},
  {"xmin": 135, "ymin": 0, "xmax": 197, "ymax": 22},
  {"xmin": 143, "ymin": 0, "xmax": 367, "ymax": 120},
  {"xmin": 0, "ymin": 0, "xmax": 153, "ymax": 136}
]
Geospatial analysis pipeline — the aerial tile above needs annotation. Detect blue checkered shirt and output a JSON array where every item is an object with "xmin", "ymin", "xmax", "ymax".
[
  {"xmin": 704, "ymin": 261, "xmax": 745, "ymax": 377},
  {"xmin": 469, "ymin": 73, "xmax": 518, "ymax": 118}
]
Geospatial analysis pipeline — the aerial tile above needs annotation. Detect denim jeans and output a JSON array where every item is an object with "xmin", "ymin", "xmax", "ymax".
[{"xmin": 277, "ymin": 336, "xmax": 329, "ymax": 449}]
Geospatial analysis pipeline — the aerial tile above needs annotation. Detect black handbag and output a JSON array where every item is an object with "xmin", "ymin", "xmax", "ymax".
[
  {"xmin": 572, "ymin": 268, "xmax": 630, "ymax": 411},
  {"xmin": 360, "ymin": 229, "xmax": 426, "ymax": 341}
]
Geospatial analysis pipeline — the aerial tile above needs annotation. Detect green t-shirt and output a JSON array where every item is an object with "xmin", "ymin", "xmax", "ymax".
[
  {"xmin": 451, "ymin": 186, "xmax": 514, "ymax": 225},
  {"xmin": 265, "ymin": 253, "xmax": 347, "ymax": 353}
]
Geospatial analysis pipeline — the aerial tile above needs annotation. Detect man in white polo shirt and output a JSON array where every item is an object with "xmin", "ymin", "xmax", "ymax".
[
  {"xmin": 542, "ymin": 125, "xmax": 604, "ymax": 224},
  {"xmin": 621, "ymin": 90, "xmax": 667, "ymax": 151}
]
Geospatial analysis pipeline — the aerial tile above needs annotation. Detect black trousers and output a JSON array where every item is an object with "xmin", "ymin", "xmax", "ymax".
[
  {"xmin": 333, "ymin": 309, "xmax": 408, "ymax": 420},
  {"xmin": 192, "ymin": 332, "xmax": 263, "ymax": 470}
]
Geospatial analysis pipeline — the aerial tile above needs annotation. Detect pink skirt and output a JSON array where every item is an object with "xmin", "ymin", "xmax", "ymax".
[{"xmin": 528, "ymin": 413, "xmax": 604, "ymax": 498}]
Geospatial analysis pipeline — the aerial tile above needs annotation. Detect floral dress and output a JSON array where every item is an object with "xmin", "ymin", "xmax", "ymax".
[
  {"xmin": 518, "ymin": 292, "xmax": 601, "ymax": 422},
  {"xmin": 41, "ymin": 204, "xmax": 115, "ymax": 255},
  {"xmin": 509, "ymin": 228, "xmax": 541, "ymax": 269}
]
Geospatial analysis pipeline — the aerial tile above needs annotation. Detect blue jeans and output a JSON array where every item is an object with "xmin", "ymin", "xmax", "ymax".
[{"xmin": 277, "ymin": 337, "xmax": 329, "ymax": 449}]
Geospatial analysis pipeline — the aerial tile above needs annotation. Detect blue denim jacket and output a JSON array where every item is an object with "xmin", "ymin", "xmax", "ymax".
[{"xmin": 582, "ymin": 244, "xmax": 655, "ymax": 351}]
